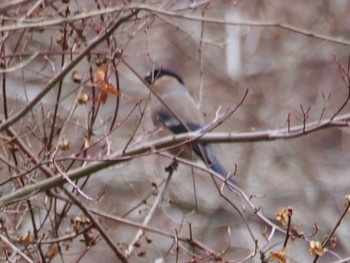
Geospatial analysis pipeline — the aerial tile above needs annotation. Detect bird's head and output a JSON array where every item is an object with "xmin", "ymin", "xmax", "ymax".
[{"xmin": 144, "ymin": 68, "xmax": 185, "ymax": 86}]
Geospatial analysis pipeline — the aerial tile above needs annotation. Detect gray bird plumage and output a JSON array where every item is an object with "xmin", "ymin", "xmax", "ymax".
[{"xmin": 145, "ymin": 68, "xmax": 237, "ymax": 187}]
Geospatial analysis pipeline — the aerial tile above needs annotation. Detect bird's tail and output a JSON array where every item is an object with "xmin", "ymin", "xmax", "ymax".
[
  {"xmin": 210, "ymin": 158, "xmax": 238, "ymax": 187},
  {"xmin": 202, "ymin": 144, "xmax": 238, "ymax": 187}
]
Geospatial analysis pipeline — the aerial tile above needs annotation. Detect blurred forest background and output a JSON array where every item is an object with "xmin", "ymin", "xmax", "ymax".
[{"xmin": 1, "ymin": 0, "xmax": 350, "ymax": 262}]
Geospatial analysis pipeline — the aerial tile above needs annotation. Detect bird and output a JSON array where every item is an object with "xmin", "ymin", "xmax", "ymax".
[{"xmin": 144, "ymin": 68, "xmax": 237, "ymax": 187}]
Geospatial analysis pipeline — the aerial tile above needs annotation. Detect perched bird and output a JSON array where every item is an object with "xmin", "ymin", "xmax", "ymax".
[{"xmin": 144, "ymin": 68, "xmax": 237, "ymax": 187}]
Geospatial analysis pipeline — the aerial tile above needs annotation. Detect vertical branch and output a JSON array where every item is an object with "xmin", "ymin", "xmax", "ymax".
[
  {"xmin": 197, "ymin": 6, "xmax": 207, "ymax": 110},
  {"xmin": 47, "ymin": 5, "xmax": 71, "ymax": 151},
  {"xmin": 125, "ymin": 160, "xmax": 178, "ymax": 257}
]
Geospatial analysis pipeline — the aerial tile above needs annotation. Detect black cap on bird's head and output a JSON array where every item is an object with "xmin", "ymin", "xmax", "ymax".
[{"xmin": 144, "ymin": 68, "xmax": 185, "ymax": 85}]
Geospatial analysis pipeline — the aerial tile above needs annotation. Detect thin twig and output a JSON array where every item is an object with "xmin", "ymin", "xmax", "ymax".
[
  {"xmin": 1, "ymin": 5, "xmax": 350, "ymax": 47},
  {"xmin": 0, "ymin": 10, "xmax": 138, "ymax": 133},
  {"xmin": 0, "ymin": 234, "xmax": 34, "ymax": 263},
  {"xmin": 2, "ymin": 110, "xmax": 350, "ymax": 207},
  {"xmin": 125, "ymin": 160, "xmax": 176, "ymax": 256}
]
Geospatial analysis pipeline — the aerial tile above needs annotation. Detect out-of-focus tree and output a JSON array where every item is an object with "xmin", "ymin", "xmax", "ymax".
[{"xmin": 1, "ymin": 1, "xmax": 350, "ymax": 262}]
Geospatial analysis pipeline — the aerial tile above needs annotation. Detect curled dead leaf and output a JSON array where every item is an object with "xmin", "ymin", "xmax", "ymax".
[
  {"xmin": 270, "ymin": 247, "xmax": 286, "ymax": 263},
  {"xmin": 309, "ymin": 240, "xmax": 325, "ymax": 256},
  {"xmin": 92, "ymin": 64, "xmax": 121, "ymax": 104}
]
